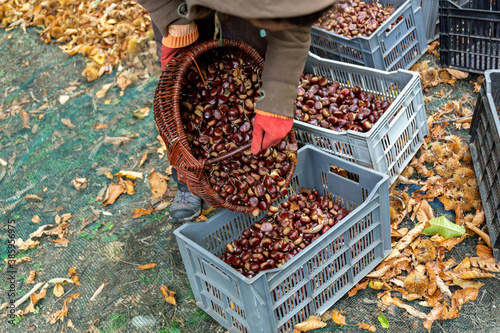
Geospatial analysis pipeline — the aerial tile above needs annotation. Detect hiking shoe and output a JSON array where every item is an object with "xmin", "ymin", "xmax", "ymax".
[{"xmin": 168, "ymin": 190, "xmax": 202, "ymax": 223}]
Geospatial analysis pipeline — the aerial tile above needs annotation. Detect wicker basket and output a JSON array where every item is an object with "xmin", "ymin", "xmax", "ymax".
[{"xmin": 154, "ymin": 39, "xmax": 297, "ymax": 213}]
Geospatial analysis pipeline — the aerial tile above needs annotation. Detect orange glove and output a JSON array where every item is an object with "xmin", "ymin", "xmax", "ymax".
[{"xmin": 251, "ymin": 110, "xmax": 293, "ymax": 155}]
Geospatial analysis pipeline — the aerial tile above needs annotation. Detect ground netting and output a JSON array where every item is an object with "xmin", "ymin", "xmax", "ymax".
[{"xmin": 0, "ymin": 27, "xmax": 499, "ymax": 333}]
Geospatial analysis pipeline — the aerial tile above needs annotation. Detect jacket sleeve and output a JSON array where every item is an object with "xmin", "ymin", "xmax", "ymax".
[
  {"xmin": 255, "ymin": 25, "xmax": 311, "ymax": 118},
  {"xmin": 137, "ymin": 0, "xmax": 190, "ymax": 36}
]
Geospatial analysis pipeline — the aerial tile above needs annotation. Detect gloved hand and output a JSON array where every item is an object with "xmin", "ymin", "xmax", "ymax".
[
  {"xmin": 251, "ymin": 111, "xmax": 294, "ymax": 155},
  {"xmin": 160, "ymin": 45, "xmax": 183, "ymax": 70}
]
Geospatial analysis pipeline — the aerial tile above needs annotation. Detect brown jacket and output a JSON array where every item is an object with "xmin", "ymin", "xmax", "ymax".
[{"xmin": 138, "ymin": 0, "xmax": 337, "ymax": 117}]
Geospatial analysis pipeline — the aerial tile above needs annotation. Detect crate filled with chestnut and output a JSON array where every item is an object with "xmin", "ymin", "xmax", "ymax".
[
  {"xmin": 293, "ymin": 53, "xmax": 428, "ymax": 184},
  {"xmin": 310, "ymin": 0, "xmax": 427, "ymax": 71},
  {"xmin": 174, "ymin": 146, "xmax": 391, "ymax": 333}
]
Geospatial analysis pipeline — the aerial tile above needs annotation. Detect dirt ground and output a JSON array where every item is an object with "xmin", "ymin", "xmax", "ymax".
[{"xmin": 0, "ymin": 27, "xmax": 499, "ymax": 333}]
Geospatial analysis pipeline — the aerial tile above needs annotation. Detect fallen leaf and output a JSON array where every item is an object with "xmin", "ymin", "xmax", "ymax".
[
  {"xmin": 49, "ymin": 292, "xmax": 82, "ymax": 324},
  {"xmin": 102, "ymin": 182, "xmax": 125, "ymax": 206},
  {"xmin": 26, "ymin": 271, "xmax": 37, "ymax": 284},
  {"xmin": 348, "ymin": 280, "xmax": 369, "ymax": 297},
  {"xmin": 358, "ymin": 323, "xmax": 377, "ymax": 331},
  {"xmin": 295, "ymin": 316, "xmax": 327, "ymax": 331},
  {"xmin": 155, "ymin": 200, "xmax": 173, "ymax": 212},
  {"xmin": 140, "ymin": 151, "xmax": 149, "ymax": 166},
  {"xmin": 452, "ymin": 278, "xmax": 484, "ymax": 289},
  {"xmin": 68, "ymin": 267, "xmax": 81, "ymax": 285},
  {"xmin": 21, "ymin": 110, "xmax": 30, "ymax": 129},
  {"xmin": 53, "ymin": 283, "xmax": 65, "ymax": 297},
  {"xmin": 117, "ymin": 170, "xmax": 143, "ymax": 179},
  {"xmin": 138, "ymin": 263, "xmax": 157, "ymax": 270},
  {"xmin": 21, "ymin": 288, "xmax": 46, "ymax": 315},
  {"xmin": 195, "ymin": 215, "xmax": 209, "ymax": 222},
  {"xmin": 89, "ymin": 283, "xmax": 108, "ymax": 303},
  {"xmin": 59, "ymin": 95, "xmax": 70, "ymax": 105},
  {"xmin": 369, "ymin": 280, "xmax": 384, "ymax": 290},
  {"xmin": 415, "ymin": 201, "xmax": 435, "ymax": 223},
  {"xmin": 32, "ymin": 215, "xmax": 42, "ymax": 223},
  {"xmin": 161, "ymin": 286, "xmax": 177, "ymax": 306},
  {"xmin": 476, "ymin": 245, "xmax": 493, "ymax": 258},
  {"xmin": 470, "ymin": 257, "xmax": 500, "ymax": 273},
  {"xmin": 149, "ymin": 168, "xmax": 168, "ymax": 198},
  {"xmin": 132, "ymin": 106, "xmax": 150, "ymax": 119},
  {"xmin": 435, "ymin": 275, "xmax": 452, "ymax": 298},
  {"xmin": 67, "ymin": 319, "xmax": 75, "ymax": 329},
  {"xmin": 61, "ymin": 118, "xmax": 75, "ymax": 129},
  {"xmin": 14, "ymin": 238, "xmax": 40, "ymax": 251},
  {"xmin": 132, "ymin": 207, "xmax": 154, "ymax": 218},
  {"xmin": 25, "ymin": 194, "xmax": 42, "ymax": 201},
  {"xmin": 103, "ymin": 135, "xmax": 134, "ymax": 145},
  {"xmin": 96, "ymin": 83, "xmax": 114, "ymax": 98},
  {"xmin": 452, "ymin": 287, "xmax": 478, "ymax": 310},
  {"xmin": 445, "ymin": 68, "xmax": 469, "ymax": 79},
  {"xmin": 423, "ymin": 216, "xmax": 466, "ymax": 239},
  {"xmin": 202, "ymin": 206, "xmax": 216, "ymax": 215},
  {"xmin": 331, "ymin": 309, "xmax": 346, "ymax": 326},
  {"xmin": 94, "ymin": 123, "xmax": 109, "ymax": 130},
  {"xmin": 71, "ymin": 177, "xmax": 88, "ymax": 190},
  {"xmin": 378, "ymin": 313, "xmax": 390, "ymax": 329},
  {"xmin": 440, "ymin": 268, "xmax": 494, "ymax": 281},
  {"xmin": 165, "ymin": 166, "xmax": 173, "ymax": 176},
  {"xmin": 385, "ymin": 222, "xmax": 430, "ymax": 261}
]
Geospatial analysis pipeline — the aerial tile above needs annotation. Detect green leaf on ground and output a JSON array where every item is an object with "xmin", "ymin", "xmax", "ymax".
[
  {"xmin": 422, "ymin": 216, "xmax": 466, "ymax": 239},
  {"xmin": 378, "ymin": 313, "xmax": 389, "ymax": 329}
]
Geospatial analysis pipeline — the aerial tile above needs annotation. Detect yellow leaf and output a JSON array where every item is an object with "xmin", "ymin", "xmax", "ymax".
[
  {"xmin": 53, "ymin": 283, "xmax": 65, "ymax": 297},
  {"xmin": 32, "ymin": 215, "xmax": 41, "ymax": 223},
  {"xmin": 105, "ymin": 171, "xmax": 114, "ymax": 179},
  {"xmin": 452, "ymin": 278, "xmax": 484, "ymax": 289},
  {"xmin": 96, "ymin": 83, "xmax": 113, "ymax": 98},
  {"xmin": 331, "ymin": 309, "xmax": 346, "ymax": 326},
  {"xmin": 91, "ymin": 54, "xmax": 105, "ymax": 65},
  {"xmin": 132, "ymin": 106, "xmax": 150, "ymax": 119},
  {"xmin": 295, "ymin": 316, "xmax": 327, "ymax": 331},
  {"xmin": 202, "ymin": 206, "xmax": 216, "ymax": 215},
  {"xmin": 369, "ymin": 280, "xmax": 384, "ymax": 290},
  {"xmin": 138, "ymin": 263, "xmax": 157, "ymax": 270},
  {"xmin": 358, "ymin": 323, "xmax": 377, "ymax": 331},
  {"xmin": 161, "ymin": 286, "xmax": 177, "ymax": 306}
]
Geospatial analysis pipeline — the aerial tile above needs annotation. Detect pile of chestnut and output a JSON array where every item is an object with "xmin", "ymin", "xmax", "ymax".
[
  {"xmin": 315, "ymin": 0, "xmax": 403, "ymax": 38},
  {"xmin": 179, "ymin": 52, "xmax": 297, "ymax": 214},
  {"xmin": 219, "ymin": 189, "xmax": 351, "ymax": 278},
  {"xmin": 294, "ymin": 73, "xmax": 391, "ymax": 132}
]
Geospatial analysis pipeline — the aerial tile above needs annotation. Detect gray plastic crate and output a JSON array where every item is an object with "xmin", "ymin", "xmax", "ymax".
[
  {"xmin": 294, "ymin": 53, "xmax": 428, "ymax": 185},
  {"xmin": 421, "ymin": 0, "xmax": 439, "ymax": 43},
  {"xmin": 174, "ymin": 146, "xmax": 391, "ymax": 333},
  {"xmin": 310, "ymin": 0, "xmax": 427, "ymax": 71},
  {"xmin": 470, "ymin": 70, "xmax": 500, "ymax": 262}
]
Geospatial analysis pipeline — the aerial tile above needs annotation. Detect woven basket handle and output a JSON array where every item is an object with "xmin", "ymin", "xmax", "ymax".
[{"xmin": 205, "ymin": 142, "xmax": 252, "ymax": 166}]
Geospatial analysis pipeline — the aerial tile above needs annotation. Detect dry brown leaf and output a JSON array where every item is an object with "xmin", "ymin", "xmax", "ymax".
[
  {"xmin": 25, "ymin": 194, "xmax": 42, "ymax": 201},
  {"xmin": 435, "ymin": 275, "xmax": 452, "ymax": 298},
  {"xmin": 155, "ymin": 200, "xmax": 173, "ymax": 212},
  {"xmin": 89, "ymin": 283, "xmax": 108, "ymax": 303},
  {"xmin": 195, "ymin": 215, "xmax": 209, "ymax": 222},
  {"xmin": 470, "ymin": 257, "xmax": 500, "ymax": 273},
  {"xmin": 132, "ymin": 207, "xmax": 154, "ymax": 218},
  {"xmin": 96, "ymin": 83, "xmax": 114, "ymax": 98},
  {"xmin": 48, "ymin": 292, "xmax": 82, "ymax": 324},
  {"xmin": 331, "ymin": 309, "xmax": 346, "ymax": 326},
  {"xmin": 385, "ymin": 221, "xmax": 430, "ymax": 261},
  {"xmin": 430, "ymin": 234, "xmax": 467, "ymax": 250},
  {"xmin": 103, "ymin": 135, "xmax": 134, "ymax": 145},
  {"xmin": 26, "ymin": 271, "xmax": 37, "ymax": 284},
  {"xmin": 358, "ymin": 323, "xmax": 377, "ymax": 331},
  {"xmin": 348, "ymin": 279, "xmax": 369, "ymax": 297},
  {"xmin": 391, "ymin": 296, "xmax": 427, "ymax": 319},
  {"xmin": 102, "ymin": 182, "xmax": 125, "ymax": 206},
  {"xmin": 21, "ymin": 288, "xmax": 46, "ymax": 315},
  {"xmin": 415, "ymin": 200, "xmax": 435, "ymax": 223},
  {"xmin": 53, "ymin": 283, "xmax": 65, "ymax": 297},
  {"xmin": 94, "ymin": 123, "xmax": 109, "ymax": 130},
  {"xmin": 32, "ymin": 215, "xmax": 41, "ymax": 223},
  {"xmin": 67, "ymin": 319, "xmax": 75, "ymax": 329},
  {"xmin": 61, "ymin": 118, "xmax": 75, "ymax": 129},
  {"xmin": 165, "ymin": 165, "xmax": 173, "ymax": 176},
  {"xmin": 122, "ymin": 179, "xmax": 136, "ymax": 195},
  {"xmin": 295, "ymin": 316, "xmax": 327, "ymax": 331},
  {"xmin": 452, "ymin": 287, "xmax": 478, "ymax": 310},
  {"xmin": 476, "ymin": 245, "xmax": 493, "ymax": 258},
  {"xmin": 161, "ymin": 286, "xmax": 177, "ymax": 306},
  {"xmin": 117, "ymin": 170, "xmax": 143, "ymax": 179},
  {"xmin": 71, "ymin": 177, "xmax": 88, "ymax": 190},
  {"xmin": 21, "ymin": 110, "xmax": 30, "ymax": 129},
  {"xmin": 440, "ymin": 268, "xmax": 494, "ymax": 281},
  {"xmin": 149, "ymin": 168, "xmax": 168, "ymax": 198},
  {"xmin": 138, "ymin": 263, "xmax": 157, "ymax": 270},
  {"xmin": 140, "ymin": 151, "xmax": 149, "ymax": 166},
  {"xmin": 59, "ymin": 95, "xmax": 70, "ymax": 105},
  {"xmin": 445, "ymin": 68, "xmax": 469, "ymax": 79}
]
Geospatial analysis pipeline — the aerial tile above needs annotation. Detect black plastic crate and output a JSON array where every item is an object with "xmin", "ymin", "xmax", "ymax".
[
  {"xmin": 439, "ymin": 0, "xmax": 500, "ymax": 73},
  {"xmin": 470, "ymin": 70, "xmax": 500, "ymax": 262}
]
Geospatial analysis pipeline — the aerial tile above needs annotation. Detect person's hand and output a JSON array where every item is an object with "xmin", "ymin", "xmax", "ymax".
[
  {"xmin": 251, "ymin": 111, "xmax": 293, "ymax": 155},
  {"xmin": 160, "ymin": 45, "xmax": 183, "ymax": 70}
]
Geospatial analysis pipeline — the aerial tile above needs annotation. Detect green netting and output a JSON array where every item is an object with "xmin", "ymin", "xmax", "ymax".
[{"xmin": 0, "ymin": 27, "xmax": 499, "ymax": 333}]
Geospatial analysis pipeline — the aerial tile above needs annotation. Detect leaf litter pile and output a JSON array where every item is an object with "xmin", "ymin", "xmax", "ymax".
[{"xmin": 1, "ymin": 4, "xmax": 499, "ymax": 332}]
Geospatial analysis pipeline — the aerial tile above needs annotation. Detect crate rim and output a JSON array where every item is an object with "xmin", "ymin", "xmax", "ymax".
[
  {"xmin": 441, "ymin": 0, "xmax": 500, "ymax": 13},
  {"xmin": 173, "ymin": 145, "xmax": 389, "ymax": 285},
  {"xmin": 295, "ymin": 53, "xmax": 421, "ymax": 138},
  {"xmin": 312, "ymin": 0, "xmax": 417, "ymax": 42}
]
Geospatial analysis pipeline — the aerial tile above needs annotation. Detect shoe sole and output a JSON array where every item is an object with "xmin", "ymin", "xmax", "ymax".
[{"xmin": 168, "ymin": 207, "xmax": 202, "ymax": 224}]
